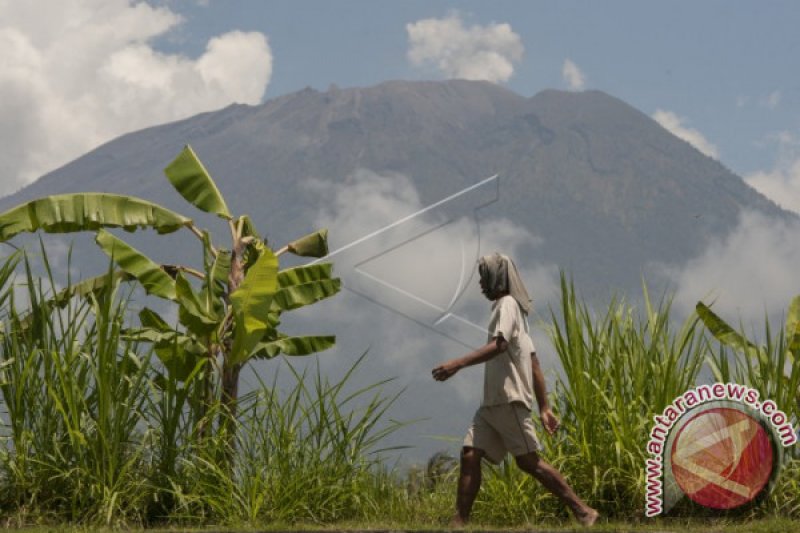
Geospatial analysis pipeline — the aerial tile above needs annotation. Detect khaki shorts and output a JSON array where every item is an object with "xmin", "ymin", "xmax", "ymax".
[{"xmin": 463, "ymin": 402, "xmax": 542, "ymax": 464}]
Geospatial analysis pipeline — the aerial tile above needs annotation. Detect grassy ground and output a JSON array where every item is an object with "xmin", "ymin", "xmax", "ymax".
[{"xmin": 2, "ymin": 517, "xmax": 800, "ymax": 532}]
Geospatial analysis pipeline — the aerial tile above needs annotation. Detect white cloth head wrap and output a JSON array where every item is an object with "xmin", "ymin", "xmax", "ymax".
[{"xmin": 478, "ymin": 253, "xmax": 532, "ymax": 315}]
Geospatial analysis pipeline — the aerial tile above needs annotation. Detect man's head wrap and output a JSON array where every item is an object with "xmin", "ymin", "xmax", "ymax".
[{"xmin": 478, "ymin": 253, "xmax": 532, "ymax": 315}]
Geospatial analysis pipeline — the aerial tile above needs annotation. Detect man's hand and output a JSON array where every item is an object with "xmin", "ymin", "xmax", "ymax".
[
  {"xmin": 432, "ymin": 359, "xmax": 461, "ymax": 382},
  {"xmin": 432, "ymin": 339, "xmax": 506, "ymax": 383},
  {"xmin": 540, "ymin": 407, "xmax": 560, "ymax": 435}
]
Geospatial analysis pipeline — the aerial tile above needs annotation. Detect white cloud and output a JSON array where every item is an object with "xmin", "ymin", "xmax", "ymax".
[
  {"xmin": 561, "ymin": 59, "xmax": 586, "ymax": 91},
  {"xmin": 0, "ymin": 0, "xmax": 272, "ymax": 197},
  {"xmin": 652, "ymin": 109, "xmax": 719, "ymax": 159},
  {"xmin": 734, "ymin": 91, "xmax": 781, "ymax": 110},
  {"xmin": 745, "ymin": 132, "xmax": 800, "ymax": 214},
  {"xmin": 668, "ymin": 211, "xmax": 800, "ymax": 326},
  {"xmin": 746, "ymin": 160, "xmax": 800, "ymax": 214},
  {"xmin": 406, "ymin": 13, "xmax": 524, "ymax": 83},
  {"xmin": 760, "ymin": 90, "xmax": 781, "ymax": 109},
  {"xmin": 772, "ymin": 131, "xmax": 800, "ymax": 147}
]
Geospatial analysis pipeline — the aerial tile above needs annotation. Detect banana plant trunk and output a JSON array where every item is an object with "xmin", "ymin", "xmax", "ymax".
[
  {"xmin": 221, "ymin": 363, "xmax": 241, "ymax": 418},
  {"xmin": 221, "ymin": 238, "xmax": 246, "ymax": 445}
]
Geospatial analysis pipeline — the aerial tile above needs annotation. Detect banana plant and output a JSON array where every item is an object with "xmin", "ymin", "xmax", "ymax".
[
  {"xmin": 697, "ymin": 298, "xmax": 800, "ymax": 424},
  {"xmin": 0, "ymin": 145, "xmax": 340, "ymax": 435}
]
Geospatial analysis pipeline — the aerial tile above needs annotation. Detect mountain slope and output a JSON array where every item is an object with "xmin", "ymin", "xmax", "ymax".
[{"xmin": 0, "ymin": 80, "xmax": 789, "ymax": 294}]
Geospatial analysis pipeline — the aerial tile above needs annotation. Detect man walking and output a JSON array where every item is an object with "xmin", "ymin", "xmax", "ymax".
[{"xmin": 432, "ymin": 253, "xmax": 598, "ymax": 527}]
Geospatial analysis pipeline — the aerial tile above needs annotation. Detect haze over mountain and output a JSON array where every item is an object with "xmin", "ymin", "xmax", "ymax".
[
  {"xmin": 2, "ymin": 80, "xmax": 794, "ymax": 462},
  {"xmin": 0, "ymin": 79, "xmax": 789, "ymax": 296}
]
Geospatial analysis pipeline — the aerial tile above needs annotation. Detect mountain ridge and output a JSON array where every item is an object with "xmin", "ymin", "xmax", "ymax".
[{"xmin": 0, "ymin": 79, "xmax": 790, "ymax": 296}]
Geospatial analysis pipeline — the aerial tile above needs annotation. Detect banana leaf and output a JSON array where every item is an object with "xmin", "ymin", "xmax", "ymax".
[
  {"xmin": 786, "ymin": 295, "xmax": 800, "ymax": 358},
  {"xmin": 244, "ymin": 236, "xmax": 268, "ymax": 271},
  {"xmin": 176, "ymin": 274, "xmax": 219, "ymax": 337},
  {"xmin": 287, "ymin": 229, "xmax": 329, "ymax": 258},
  {"xmin": 203, "ymin": 249, "xmax": 230, "ymax": 315},
  {"xmin": 95, "ymin": 229, "xmax": 176, "ymax": 300},
  {"xmin": 124, "ymin": 326, "xmax": 205, "ymax": 381},
  {"xmin": 164, "ymin": 145, "xmax": 231, "ymax": 219},
  {"xmin": 278, "ymin": 263, "xmax": 333, "ymax": 287},
  {"xmin": 252, "ymin": 334, "xmax": 336, "ymax": 359},
  {"xmin": 271, "ymin": 279, "xmax": 341, "ymax": 312},
  {"xmin": 52, "ymin": 270, "xmax": 133, "ymax": 308},
  {"xmin": 266, "ymin": 311, "xmax": 280, "ymax": 329},
  {"xmin": 696, "ymin": 302, "xmax": 759, "ymax": 357},
  {"xmin": 240, "ymin": 215, "xmax": 260, "ymax": 240},
  {"xmin": 156, "ymin": 344, "xmax": 205, "ymax": 383},
  {"xmin": 0, "ymin": 193, "xmax": 191, "ymax": 242},
  {"xmin": 210, "ymin": 250, "xmax": 231, "ymax": 287},
  {"xmin": 12, "ymin": 270, "xmax": 133, "ymax": 333},
  {"xmin": 139, "ymin": 307, "xmax": 172, "ymax": 333},
  {"xmin": 229, "ymin": 248, "xmax": 278, "ymax": 365}
]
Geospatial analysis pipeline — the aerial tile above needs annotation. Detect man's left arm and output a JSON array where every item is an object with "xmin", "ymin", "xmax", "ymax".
[{"xmin": 531, "ymin": 351, "xmax": 559, "ymax": 435}]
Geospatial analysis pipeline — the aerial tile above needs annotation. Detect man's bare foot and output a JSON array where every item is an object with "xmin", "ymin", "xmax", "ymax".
[
  {"xmin": 576, "ymin": 507, "xmax": 599, "ymax": 526},
  {"xmin": 449, "ymin": 514, "xmax": 467, "ymax": 528}
]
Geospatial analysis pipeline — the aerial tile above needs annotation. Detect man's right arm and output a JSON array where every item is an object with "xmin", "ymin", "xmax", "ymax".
[{"xmin": 432, "ymin": 336, "xmax": 508, "ymax": 382}]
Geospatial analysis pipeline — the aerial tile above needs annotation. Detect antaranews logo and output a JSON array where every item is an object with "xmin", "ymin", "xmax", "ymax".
[{"xmin": 645, "ymin": 383, "xmax": 797, "ymax": 516}]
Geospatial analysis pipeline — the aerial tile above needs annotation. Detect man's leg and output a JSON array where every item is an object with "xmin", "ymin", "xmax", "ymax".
[
  {"xmin": 515, "ymin": 451, "xmax": 598, "ymax": 526},
  {"xmin": 453, "ymin": 446, "xmax": 484, "ymax": 525}
]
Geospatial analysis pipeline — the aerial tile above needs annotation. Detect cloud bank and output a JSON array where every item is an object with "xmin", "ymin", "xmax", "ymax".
[
  {"xmin": 561, "ymin": 59, "xmax": 586, "ymax": 91},
  {"xmin": 406, "ymin": 14, "xmax": 524, "ymax": 83},
  {"xmin": 745, "ymin": 132, "xmax": 800, "ymax": 214},
  {"xmin": 652, "ymin": 110, "xmax": 719, "ymax": 159},
  {"xmin": 0, "ymin": 0, "xmax": 272, "ymax": 197},
  {"xmin": 667, "ymin": 211, "xmax": 800, "ymax": 326},
  {"xmin": 747, "ymin": 160, "xmax": 800, "ymax": 214}
]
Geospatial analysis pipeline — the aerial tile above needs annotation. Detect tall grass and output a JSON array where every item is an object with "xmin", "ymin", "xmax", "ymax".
[
  {"xmin": 0, "ymin": 250, "xmax": 153, "ymax": 524},
  {"xmin": 546, "ymin": 274, "xmax": 707, "ymax": 517},
  {"xmin": 2, "ymin": 250, "xmax": 799, "ymax": 527},
  {"xmin": 169, "ymin": 354, "xmax": 406, "ymax": 525},
  {"xmin": 0, "ymin": 250, "xmax": 406, "ymax": 527}
]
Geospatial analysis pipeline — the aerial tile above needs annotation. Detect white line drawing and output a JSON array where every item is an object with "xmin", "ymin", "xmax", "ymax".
[{"xmin": 311, "ymin": 174, "xmax": 500, "ymax": 348}]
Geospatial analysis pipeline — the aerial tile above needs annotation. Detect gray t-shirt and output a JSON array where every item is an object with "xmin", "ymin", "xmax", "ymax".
[{"xmin": 482, "ymin": 295, "xmax": 535, "ymax": 409}]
